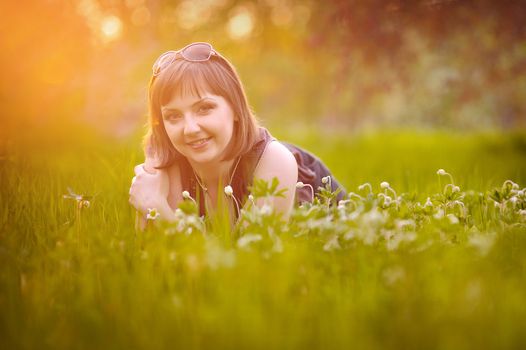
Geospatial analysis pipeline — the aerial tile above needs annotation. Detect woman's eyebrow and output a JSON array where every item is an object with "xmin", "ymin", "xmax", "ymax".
[{"xmin": 162, "ymin": 97, "xmax": 214, "ymax": 113}]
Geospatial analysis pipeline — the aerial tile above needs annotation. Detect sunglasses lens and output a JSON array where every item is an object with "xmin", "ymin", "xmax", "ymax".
[{"xmin": 181, "ymin": 43, "xmax": 213, "ymax": 61}]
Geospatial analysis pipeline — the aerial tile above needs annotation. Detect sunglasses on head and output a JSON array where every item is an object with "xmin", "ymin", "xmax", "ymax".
[{"xmin": 152, "ymin": 42, "xmax": 219, "ymax": 76}]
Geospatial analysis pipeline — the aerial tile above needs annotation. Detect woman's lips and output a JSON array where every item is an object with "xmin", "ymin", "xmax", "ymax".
[{"xmin": 187, "ymin": 137, "xmax": 212, "ymax": 149}]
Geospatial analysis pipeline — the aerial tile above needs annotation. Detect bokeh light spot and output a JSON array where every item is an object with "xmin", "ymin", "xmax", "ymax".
[
  {"xmin": 100, "ymin": 15, "xmax": 122, "ymax": 42},
  {"xmin": 227, "ymin": 8, "xmax": 255, "ymax": 40},
  {"xmin": 176, "ymin": 0, "xmax": 212, "ymax": 31}
]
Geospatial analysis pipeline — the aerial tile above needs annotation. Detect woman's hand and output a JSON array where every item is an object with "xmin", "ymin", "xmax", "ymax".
[{"xmin": 129, "ymin": 163, "xmax": 171, "ymax": 217}]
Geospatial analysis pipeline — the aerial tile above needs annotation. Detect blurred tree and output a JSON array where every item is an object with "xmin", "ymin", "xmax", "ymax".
[
  {"xmin": 308, "ymin": 0, "xmax": 526, "ymax": 128},
  {"xmin": 2, "ymin": 0, "xmax": 525, "ymax": 155}
]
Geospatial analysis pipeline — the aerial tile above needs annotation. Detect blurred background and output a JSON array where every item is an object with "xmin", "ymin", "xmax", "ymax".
[
  {"xmin": 3, "ymin": 3, "xmax": 526, "ymax": 348},
  {"xmin": 2, "ymin": 0, "xmax": 526, "ymax": 150}
]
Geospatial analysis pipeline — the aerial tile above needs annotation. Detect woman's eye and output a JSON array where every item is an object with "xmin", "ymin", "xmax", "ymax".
[
  {"xmin": 164, "ymin": 114, "xmax": 182, "ymax": 121},
  {"xmin": 197, "ymin": 104, "xmax": 214, "ymax": 115}
]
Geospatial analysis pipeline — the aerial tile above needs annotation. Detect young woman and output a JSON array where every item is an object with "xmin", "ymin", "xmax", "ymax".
[{"xmin": 129, "ymin": 42, "xmax": 345, "ymax": 228}]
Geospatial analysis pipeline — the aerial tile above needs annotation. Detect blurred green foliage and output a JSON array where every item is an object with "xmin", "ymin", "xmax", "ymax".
[
  {"xmin": 1, "ymin": 131, "xmax": 526, "ymax": 349},
  {"xmin": 2, "ymin": 2, "xmax": 526, "ymax": 347},
  {"xmin": 1, "ymin": 0, "xmax": 525, "ymax": 156}
]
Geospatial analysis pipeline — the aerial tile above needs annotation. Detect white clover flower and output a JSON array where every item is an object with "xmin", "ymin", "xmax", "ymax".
[
  {"xmin": 296, "ymin": 182, "xmax": 305, "ymax": 188},
  {"xmin": 360, "ymin": 208, "xmax": 386, "ymax": 228},
  {"xmin": 437, "ymin": 169, "xmax": 447, "ymax": 176},
  {"xmin": 146, "ymin": 208, "xmax": 160, "ymax": 220},
  {"xmin": 321, "ymin": 176, "xmax": 330, "ymax": 184},
  {"xmin": 454, "ymin": 200, "xmax": 465, "ymax": 209},
  {"xmin": 447, "ymin": 213, "xmax": 459, "ymax": 224},
  {"xmin": 186, "ymin": 216, "xmax": 197, "ymax": 225},
  {"xmin": 395, "ymin": 219, "xmax": 416, "ymax": 230},
  {"xmin": 434, "ymin": 209, "xmax": 445, "ymax": 219},
  {"xmin": 248, "ymin": 194, "xmax": 254, "ymax": 202},
  {"xmin": 182, "ymin": 190, "xmax": 197, "ymax": 204},
  {"xmin": 503, "ymin": 180, "xmax": 519, "ymax": 190},
  {"xmin": 510, "ymin": 196, "xmax": 518, "ymax": 204},
  {"xmin": 260, "ymin": 204, "xmax": 272, "ymax": 216},
  {"xmin": 452, "ymin": 185, "xmax": 460, "ymax": 193},
  {"xmin": 519, "ymin": 209, "xmax": 526, "ymax": 216},
  {"xmin": 237, "ymin": 234, "xmax": 263, "ymax": 249},
  {"xmin": 518, "ymin": 190, "xmax": 524, "ymax": 197},
  {"xmin": 424, "ymin": 197, "xmax": 433, "ymax": 208},
  {"xmin": 380, "ymin": 181, "xmax": 390, "ymax": 189},
  {"xmin": 224, "ymin": 185, "xmax": 233, "ymax": 196},
  {"xmin": 64, "ymin": 188, "xmax": 92, "ymax": 209},
  {"xmin": 358, "ymin": 183, "xmax": 372, "ymax": 192}
]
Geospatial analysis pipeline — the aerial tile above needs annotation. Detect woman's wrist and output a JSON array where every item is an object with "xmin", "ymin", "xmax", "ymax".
[{"xmin": 155, "ymin": 201, "xmax": 175, "ymax": 222}]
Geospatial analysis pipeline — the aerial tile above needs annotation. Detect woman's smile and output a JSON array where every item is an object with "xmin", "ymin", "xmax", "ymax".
[{"xmin": 187, "ymin": 136, "xmax": 213, "ymax": 150}]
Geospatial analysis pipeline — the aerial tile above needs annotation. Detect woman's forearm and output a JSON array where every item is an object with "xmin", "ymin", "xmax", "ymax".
[{"xmin": 157, "ymin": 201, "xmax": 176, "ymax": 223}]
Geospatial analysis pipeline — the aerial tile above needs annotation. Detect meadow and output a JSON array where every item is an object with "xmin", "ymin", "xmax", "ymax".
[{"xmin": 1, "ymin": 129, "xmax": 526, "ymax": 350}]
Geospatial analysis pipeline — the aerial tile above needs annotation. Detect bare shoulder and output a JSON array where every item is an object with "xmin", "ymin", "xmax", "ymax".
[
  {"xmin": 253, "ymin": 140, "xmax": 298, "ymax": 218},
  {"xmin": 254, "ymin": 141, "xmax": 298, "ymax": 183}
]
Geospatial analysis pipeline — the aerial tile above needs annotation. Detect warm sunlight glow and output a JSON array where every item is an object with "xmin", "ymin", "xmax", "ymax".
[
  {"xmin": 176, "ymin": 0, "xmax": 212, "ymax": 30},
  {"xmin": 227, "ymin": 8, "xmax": 255, "ymax": 40},
  {"xmin": 131, "ymin": 6, "xmax": 151, "ymax": 26},
  {"xmin": 270, "ymin": 4, "xmax": 293, "ymax": 26},
  {"xmin": 125, "ymin": 0, "xmax": 144, "ymax": 8},
  {"xmin": 100, "ymin": 15, "xmax": 122, "ymax": 42}
]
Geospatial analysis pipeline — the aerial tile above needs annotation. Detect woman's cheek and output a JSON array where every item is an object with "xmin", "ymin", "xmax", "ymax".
[{"xmin": 164, "ymin": 125, "xmax": 177, "ymax": 144}]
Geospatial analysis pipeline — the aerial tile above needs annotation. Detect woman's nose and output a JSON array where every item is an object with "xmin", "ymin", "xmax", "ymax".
[{"xmin": 183, "ymin": 115, "xmax": 201, "ymax": 135}]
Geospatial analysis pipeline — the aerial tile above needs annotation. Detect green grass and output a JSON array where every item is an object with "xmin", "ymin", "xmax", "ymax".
[{"xmin": 1, "ymin": 130, "xmax": 526, "ymax": 350}]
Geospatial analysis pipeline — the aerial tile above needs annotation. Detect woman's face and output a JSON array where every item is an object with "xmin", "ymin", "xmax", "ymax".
[{"xmin": 160, "ymin": 92, "xmax": 236, "ymax": 165}]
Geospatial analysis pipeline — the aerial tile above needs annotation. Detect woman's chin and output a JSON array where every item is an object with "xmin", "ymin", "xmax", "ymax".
[
  {"xmin": 178, "ymin": 141, "xmax": 228, "ymax": 165},
  {"xmin": 185, "ymin": 149, "xmax": 219, "ymax": 165}
]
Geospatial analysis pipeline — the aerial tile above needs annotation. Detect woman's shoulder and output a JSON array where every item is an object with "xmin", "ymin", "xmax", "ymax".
[
  {"xmin": 253, "ymin": 139, "xmax": 298, "ymax": 182},
  {"xmin": 265, "ymin": 140, "xmax": 296, "ymax": 160}
]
